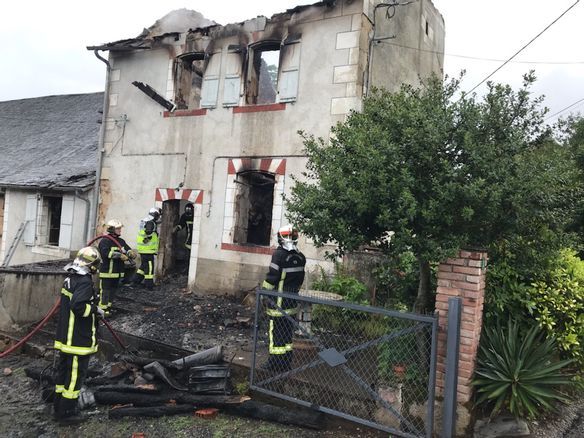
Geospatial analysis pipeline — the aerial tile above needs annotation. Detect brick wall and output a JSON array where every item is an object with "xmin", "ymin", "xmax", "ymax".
[{"xmin": 435, "ymin": 250, "xmax": 487, "ymax": 403}]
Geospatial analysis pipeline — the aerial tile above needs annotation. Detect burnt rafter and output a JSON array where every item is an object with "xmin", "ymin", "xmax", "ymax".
[{"xmin": 131, "ymin": 81, "xmax": 177, "ymax": 112}]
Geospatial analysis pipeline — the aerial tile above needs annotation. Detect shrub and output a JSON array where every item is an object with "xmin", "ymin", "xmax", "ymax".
[
  {"xmin": 473, "ymin": 319, "xmax": 573, "ymax": 419},
  {"xmin": 527, "ymin": 249, "xmax": 584, "ymax": 366}
]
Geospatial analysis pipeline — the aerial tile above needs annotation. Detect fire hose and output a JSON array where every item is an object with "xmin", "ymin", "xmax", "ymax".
[{"xmin": 0, "ymin": 234, "xmax": 124, "ymax": 359}]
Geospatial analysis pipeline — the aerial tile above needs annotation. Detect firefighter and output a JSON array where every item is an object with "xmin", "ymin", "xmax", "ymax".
[
  {"xmin": 53, "ymin": 246, "xmax": 103, "ymax": 424},
  {"xmin": 98, "ymin": 219, "xmax": 136, "ymax": 313},
  {"xmin": 173, "ymin": 203, "xmax": 194, "ymax": 272},
  {"xmin": 261, "ymin": 224, "xmax": 306, "ymax": 371},
  {"xmin": 132, "ymin": 208, "xmax": 160, "ymax": 290}
]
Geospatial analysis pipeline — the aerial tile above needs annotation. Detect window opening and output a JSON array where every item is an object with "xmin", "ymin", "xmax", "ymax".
[
  {"xmin": 233, "ymin": 171, "xmax": 275, "ymax": 246},
  {"xmin": 247, "ymin": 43, "xmax": 280, "ymax": 105},
  {"xmin": 175, "ymin": 53, "xmax": 205, "ymax": 109},
  {"xmin": 44, "ymin": 196, "xmax": 62, "ymax": 246}
]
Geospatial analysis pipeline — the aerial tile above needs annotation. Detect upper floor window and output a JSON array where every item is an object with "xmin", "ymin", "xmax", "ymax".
[
  {"xmin": 174, "ymin": 52, "xmax": 205, "ymax": 110},
  {"xmin": 246, "ymin": 42, "xmax": 280, "ymax": 105},
  {"xmin": 175, "ymin": 36, "xmax": 301, "ymax": 110}
]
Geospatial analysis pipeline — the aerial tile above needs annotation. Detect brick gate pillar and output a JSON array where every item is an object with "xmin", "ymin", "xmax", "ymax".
[{"xmin": 435, "ymin": 250, "xmax": 488, "ymax": 435}]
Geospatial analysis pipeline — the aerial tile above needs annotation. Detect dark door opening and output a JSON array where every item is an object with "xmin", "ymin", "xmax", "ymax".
[
  {"xmin": 234, "ymin": 171, "xmax": 275, "ymax": 246},
  {"xmin": 157, "ymin": 199, "xmax": 194, "ymax": 280}
]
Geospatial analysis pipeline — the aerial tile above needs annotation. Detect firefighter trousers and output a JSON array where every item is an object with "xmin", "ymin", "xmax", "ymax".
[
  {"xmin": 99, "ymin": 277, "xmax": 120, "ymax": 311},
  {"xmin": 267, "ymin": 312, "xmax": 295, "ymax": 367},
  {"xmin": 54, "ymin": 352, "xmax": 90, "ymax": 417},
  {"xmin": 133, "ymin": 253, "xmax": 155, "ymax": 289}
]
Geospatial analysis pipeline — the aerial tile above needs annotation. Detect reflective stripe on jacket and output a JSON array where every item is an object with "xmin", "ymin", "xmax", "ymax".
[
  {"xmin": 54, "ymin": 274, "xmax": 98, "ymax": 356},
  {"xmin": 263, "ymin": 246, "xmax": 306, "ymax": 316},
  {"xmin": 98, "ymin": 234, "xmax": 131, "ymax": 279}
]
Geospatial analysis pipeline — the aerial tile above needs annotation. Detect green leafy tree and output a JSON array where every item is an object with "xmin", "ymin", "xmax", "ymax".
[{"xmin": 286, "ymin": 73, "xmax": 580, "ymax": 313}]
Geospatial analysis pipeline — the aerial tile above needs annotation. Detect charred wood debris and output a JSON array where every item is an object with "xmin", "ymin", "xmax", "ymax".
[
  {"xmin": 15, "ymin": 271, "xmax": 323, "ymax": 429},
  {"xmin": 23, "ymin": 345, "xmax": 323, "ymax": 429}
]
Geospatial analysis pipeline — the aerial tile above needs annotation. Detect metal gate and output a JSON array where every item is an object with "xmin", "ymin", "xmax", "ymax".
[{"xmin": 250, "ymin": 289, "xmax": 439, "ymax": 438}]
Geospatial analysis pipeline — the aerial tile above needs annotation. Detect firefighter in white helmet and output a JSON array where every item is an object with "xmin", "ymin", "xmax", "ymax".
[
  {"xmin": 97, "ymin": 219, "xmax": 136, "ymax": 313},
  {"xmin": 53, "ymin": 246, "xmax": 103, "ymax": 424},
  {"xmin": 132, "ymin": 207, "xmax": 160, "ymax": 290},
  {"xmin": 261, "ymin": 224, "xmax": 306, "ymax": 371}
]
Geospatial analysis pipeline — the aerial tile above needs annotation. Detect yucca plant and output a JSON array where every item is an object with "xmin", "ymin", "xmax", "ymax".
[{"xmin": 472, "ymin": 319, "xmax": 573, "ymax": 419}]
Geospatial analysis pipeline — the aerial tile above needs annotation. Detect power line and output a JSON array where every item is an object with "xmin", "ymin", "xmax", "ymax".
[
  {"xmin": 545, "ymin": 97, "xmax": 584, "ymax": 121},
  {"xmin": 466, "ymin": 0, "xmax": 581, "ymax": 94},
  {"xmin": 378, "ymin": 40, "xmax": 584, "ymax": 64}
]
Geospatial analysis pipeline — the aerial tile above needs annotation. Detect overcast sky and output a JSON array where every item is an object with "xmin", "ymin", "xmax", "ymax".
[{"xmin": 1, "ymin": 0, "xmax": 582, "ymax": 121}]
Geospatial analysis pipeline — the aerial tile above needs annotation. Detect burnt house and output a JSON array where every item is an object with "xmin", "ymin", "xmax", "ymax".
[
  {"xmin": 87, "ymin": 1, "xmax": 444, "ymax": 294},
  {"xmin": 0, "ymin": 93, "xmax": 102, "ymax": 266}
]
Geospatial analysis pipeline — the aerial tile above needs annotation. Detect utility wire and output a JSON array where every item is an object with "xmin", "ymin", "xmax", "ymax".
[
  {"xmin": 466, "ymin": 0, "xmax": 581, "ymax": 95},
  {"xmin": 545, "ymin": 96, "xmax": 584, "ymax": 121},
  {"xmin": 377, "ymin": 40, "xmax": 584, "ymax": 64}
]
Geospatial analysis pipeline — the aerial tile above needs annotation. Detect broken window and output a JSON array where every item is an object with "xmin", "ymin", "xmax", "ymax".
[
  {"xmin": 174, "ymin": 52, "xmax": 205, "ymax": 110},
  {"xmin": 24, "ymin": 194, "xmax": 74, "ymax": 248},
  {"xmin": 245, "ymin": 37, "xmax": 301, "ymax": 105},
  {"xmin": 233, "ymin": 171, "xmax": 275, "ymax": 246},
  {"xmin": 246, "ymin": 42, "xmax": 280, "ymax": 105}
]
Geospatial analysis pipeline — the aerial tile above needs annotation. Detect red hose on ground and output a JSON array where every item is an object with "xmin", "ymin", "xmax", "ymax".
[{"xmin": 0, "ymin": 234, "xmax": 123, "ymax": 358}]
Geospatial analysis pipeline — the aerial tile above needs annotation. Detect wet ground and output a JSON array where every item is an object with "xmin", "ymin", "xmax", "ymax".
[
  {"xmin": 1, "ymin": 269, "xmax": 582, "ymax": 437},
  {"xmin": 0, "ymin": 272, "xmax": 383, "ymax": 437}
]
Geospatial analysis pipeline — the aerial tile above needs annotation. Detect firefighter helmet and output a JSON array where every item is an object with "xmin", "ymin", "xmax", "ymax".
[
  {"xmin": 184, "ymin": 203, "xmax": 194, "ymax": 217},
  {"xmin": 65, "ymin": 246, "xmax": 102, "ymax": 275},
  {"xmin": 106, "ymin": 219, "xmax": 123, "ymax": 234},
  {"xmin": 149, "ymin": 207, "xmax": 162, "ymax": 222},
  {"xmin": 277, "ymin": 224, "xmax": 299, "ymax": 251}
]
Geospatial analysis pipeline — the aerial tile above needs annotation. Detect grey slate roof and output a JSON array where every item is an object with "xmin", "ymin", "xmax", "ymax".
[{"xmin": 0, "ymin": 93, "xmax": 103, "ymax": 190}]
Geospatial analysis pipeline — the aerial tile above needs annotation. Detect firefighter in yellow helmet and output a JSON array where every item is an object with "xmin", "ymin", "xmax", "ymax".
[
  {"xmin": 53, "ymin": 246, "xmax": 102, "ymax": 424},
  {"xmin": 97, "ymin": 219, "xmax": 136, "ymax": 313},
  {"xmin": 261, "ymin": 225, "xmax": 306, "ymax": 371}
]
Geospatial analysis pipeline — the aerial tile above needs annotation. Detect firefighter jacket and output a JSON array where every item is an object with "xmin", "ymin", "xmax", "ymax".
[
  {"xmin": 136, "ymin": 220, "xmax": 159, "ymax": 254},
  {"xmin": 98, "ymin": 234, "xmax": 132, "ymax": 279},
  {"xmin": 176, "ymin": 212, "xmax": 193, "ymax": 249},
  {"xmin": 54, "ymin": 273, "xmax": 99, "ymax": 355},
  {"xmin": 262, "ymin": 246, "xmax": 306, "ymax": 315}
]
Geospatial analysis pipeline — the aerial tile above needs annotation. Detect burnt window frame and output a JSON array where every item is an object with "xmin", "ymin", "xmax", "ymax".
[
  {"xmin": 174, "ymin": 51, "xmax": 206, "ymax": 110},
  {"xmin": 245, "ymin": 40, "xmax": 282, "ymax": 105}
]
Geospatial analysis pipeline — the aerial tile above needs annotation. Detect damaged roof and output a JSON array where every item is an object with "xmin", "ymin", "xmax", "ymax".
[
  {"xmin": 87, "ymin": 9, "xmax": 216, "ymax": 51},
  {"xmin": 87, "ymin": 2, "xmax": 332, "ymax": 51},
  {"xmin": 0, "ymin": 93, "xmax": 103, "ymax": 190}
]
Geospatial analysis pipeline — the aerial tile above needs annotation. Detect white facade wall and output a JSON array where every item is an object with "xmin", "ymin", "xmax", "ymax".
[{"xmin": 96, "ymin": 0, "xmax": 444, "ymax": 294}]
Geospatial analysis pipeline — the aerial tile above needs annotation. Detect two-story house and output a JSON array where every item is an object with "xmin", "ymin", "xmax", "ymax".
[{"xmin": 87, "ymin": 0, "xmax": 444, "ymax": 294}]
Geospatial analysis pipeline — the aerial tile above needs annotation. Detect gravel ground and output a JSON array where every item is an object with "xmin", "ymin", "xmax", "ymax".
[{"xmin": 529, "ymin": 393, "xmax": 584, "ymax": 438}]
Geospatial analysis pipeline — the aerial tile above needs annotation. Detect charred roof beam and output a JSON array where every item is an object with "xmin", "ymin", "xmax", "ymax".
[{"xmin": 132, "ymin": 81, "xmax": 176, "ymax": 112}]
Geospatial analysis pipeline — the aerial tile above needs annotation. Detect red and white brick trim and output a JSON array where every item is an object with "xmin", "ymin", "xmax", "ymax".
[{"xmin": 223, "ymin": 158, "xmax": 286, "ymax": 251}]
